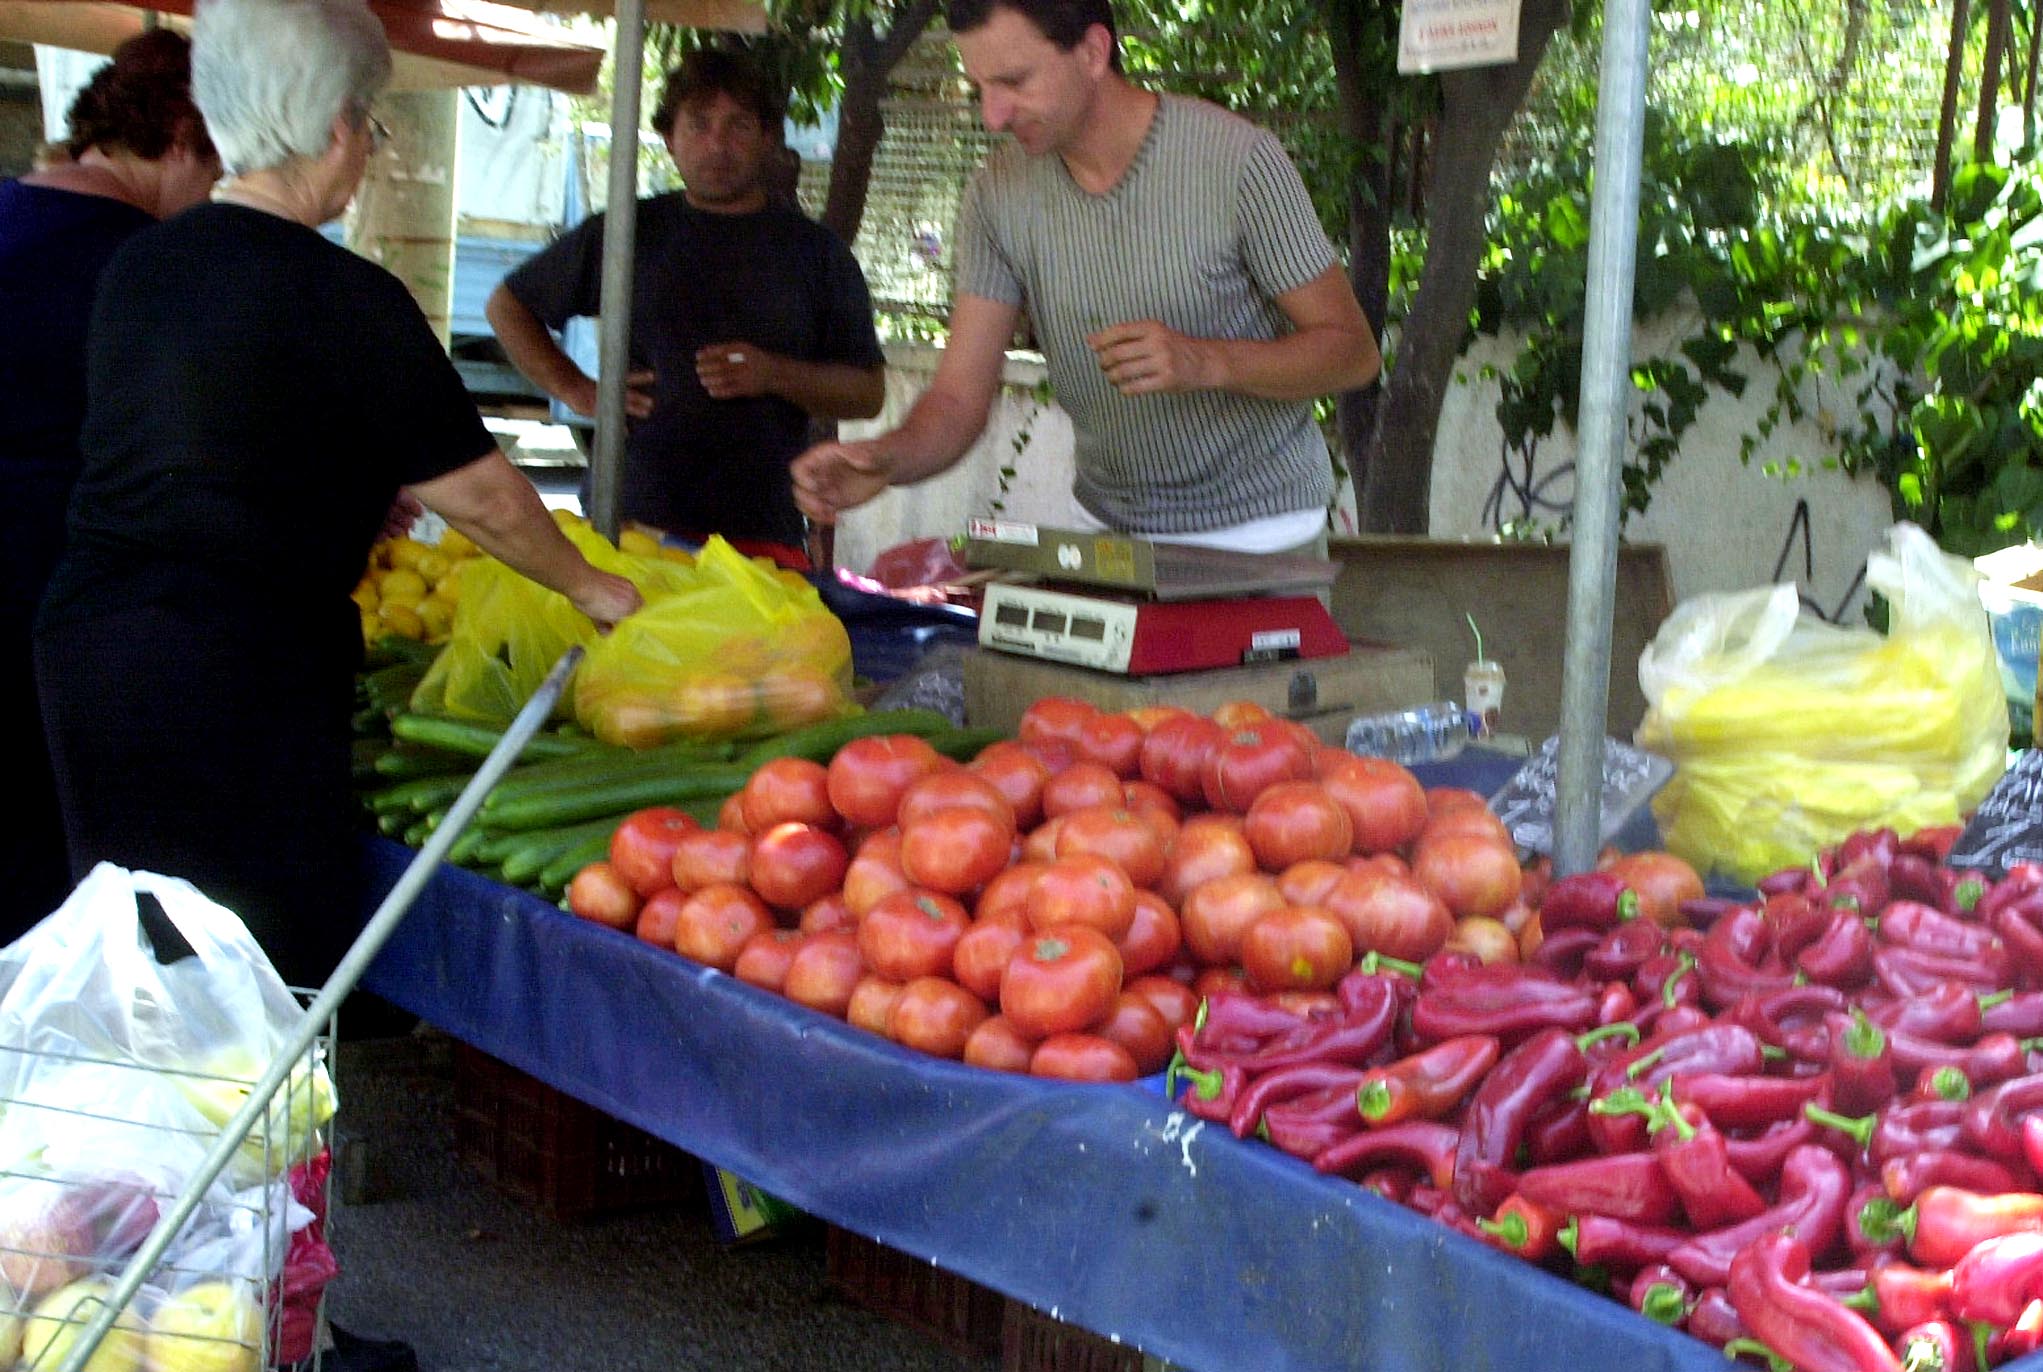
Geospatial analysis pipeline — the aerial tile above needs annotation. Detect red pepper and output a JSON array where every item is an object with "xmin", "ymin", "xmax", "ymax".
[
  {"xmin": 1880, "ymin": 1152, "xmax": 2026, "ymax": 1206},
  {"xmin": 1770, "ymin": 889, "xmax": 1841, "ymax": 964},
  {"xmin": 1517, "ymin": 1151, "xmax": 1680, "ymax": 1225},
  {"xmin": 1888, "ymin": 851, "xmax": 1955, "ymax": 909},
  {"xmin": 1868, "ymin": 982, "xmax": 1986, "ymax": 1043},
  {"xmin": 1263, "ymin": 1092, "xmax": 1365, "ymax": 1160},
  {"xmin": 1759, "ymin": 867, "xmax": 1815, "ymax": 897},
  {"xmin": 1847, "ymin": 1181, "xmax": 1908, "ymax": 1262},
  {"xmin": 1978, "ymin": 865, "xmax": 2043, "ymax": 923},
  {"xmin": 2002, "ymin": 1299, "xmax": 2043, "ymax": 1360},
  {"xmin": 1872, "ymin": 1099, "xmax": 1967, "ymax": 1162},
  {"xmin": 1960, "ymin": 1070, "xmax": 2043, "ymax": 1162},
  {"xmin": 1596, "ymin": 981, "xmax": 1640, "ymax": 1028},
  {"xmin": 1562, "ymin": 1213, "xmax": 1689, "ymax": 1272},
  {"xmin": 1530, "ymin": 927, "xmax": 1602, "ymax": 981},
  {"xmin": 1352, "ymin": 1035, "xmax": 1499, "ymax": 1128},
  {"xmin": 1874, "ymin": 944, "xmax": 2011, "ymax": 998},
  {"xmin": 1902, "ymin": 1186, "xmax": 2043, "ymax": 1267},
  {"xmin": 1525, "ymin": 1097, "xmax": 1593, "ymax": 1165},
  {"xmin": 1909, "ymin": 1066, "xmax": 1975, "ymax": 1104},
  {"xmin": 2025, "ymin": 1112, "xmax": 2043, "ymax": 1177},
  {"xmin": 1888, "ymin": 1030, "xmax": 2026, "ymax": 1090},
  {"xmin": 1197, "ymin": 990, "xmax": 1319, "ymax": 1046},
  {"xmin": 1698, "ymin": 907, "xmax": 1796, "ymax": 1009},
  {"xmin": 1176, "ymin": 979, "xmax": 1399, "ymax": 1075},
  {"xmin": 1356, "ymin": 1166, "xmax": 1413, "ymax": 1204},
  {"xmin": 1674, "ymin": 1071, "xmax": 1828, "ymax": 1129},
  {"xmin": 1688, "ymin": 1286, "xmax": 1749, "ymax": 1348},
  {"xmin": 1980, "ymin": 989, "xmax": 2043, "ymax": 1038},
  {"xmin": 1225, "ymin": 1062, "xmax": 1370, "ymax": 1139},
  {"xmin": 1727, "ymin": 1232, "xmax": 1903, "ymax": 1372},
  {"xmin": 1541, "ymin": 871, "xmax": 1643, "ymax": 933},
  {"xmin": 1830, "ymin": 1009, "xmax": 1899, "ymax": 1115},
  {"xmin": 1840, "ymin": 1262, "xmax": 1952, "ymax": 1337},
  {"xmin": 1408, "ymin": 965, "xmax": 1600, "ymax": 1045},
  {"xmin": 1800, "ymin": 908, "xmax": 1877, "ymax": 988},
  {"xmin": 1949, "ymin": 1230, "xmax": 2043, "ymax": 1326},
  {"xmin": 1893, "ymin": 1319, "xmax": 1972, "ymax": 1372},
  {"xmin": 1627, "ymin": 1263, "xmax": 1693, "ymax": 1327},
  {"xmin": 1991, "ymin": 897, "xmax": 2043, "ymax": 983},
  {"xmin": 1450, "ymin": 1026, "xmax": 1589, "ymax": 1213},
  {"xmin": 1586, "ymin": 1024, "xmax": 1764, "ymax": 1154},
  {"xmin": 1635, "ymin": 948, "xmax": 1700, "ymax": 1011},
  {"xmin": 1585, "ymin": 919, "xmax": 1664, "ymax": 982},
  {"xmin": 1668, "ymin": 1144, "xmax": 1851, "ymax": 1287},
  {"xmin": 1880, "ymin": 901, "xmax": 2006, "ymax": 963},
  {"xmin": 1654, "ymin": 1094, "xmax": 1770, "ymax": 1229},
  {"xmin": 1313, "ymin": 1119, "xmax": 1459, "ymax": 1189},
  {"xmin": 1475, "ymin": 1192, "xmax": 1563, "ymax": 1261},
  {"xmin": 1723, "ymin": 1111, "xmax": 1820, "ymax": 1184}
]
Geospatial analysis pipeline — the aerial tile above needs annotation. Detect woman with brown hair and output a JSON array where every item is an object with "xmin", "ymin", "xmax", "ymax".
[{"xmin": 0, "ymin": 30, "xmax": 223, "ymax": 939}]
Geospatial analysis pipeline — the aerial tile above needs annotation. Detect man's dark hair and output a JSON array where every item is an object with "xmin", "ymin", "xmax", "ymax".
[
  {"xmin": 651, "ymin": 47, "xmax": 784, "ymax": 137},
  {"xmin": 946, "ymin": 0, "xmax": 1121, "ymax": 71}
]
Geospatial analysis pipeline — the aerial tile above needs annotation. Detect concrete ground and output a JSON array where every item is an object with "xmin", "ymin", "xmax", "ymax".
[{"xmin": 325, "ymin": 1030, "xmax": 995, "ymax": 1372}]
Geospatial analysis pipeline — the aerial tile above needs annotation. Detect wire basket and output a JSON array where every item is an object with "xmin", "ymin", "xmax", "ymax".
[{"xmin": 0, "ymin": 989, "xmax": 338, "ymax": 1372}]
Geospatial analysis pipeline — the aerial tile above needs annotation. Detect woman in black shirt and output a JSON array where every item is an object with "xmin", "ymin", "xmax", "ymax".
[{"xmin": 36, "ymin": 0, "xmax": 641, "ymax": 986}]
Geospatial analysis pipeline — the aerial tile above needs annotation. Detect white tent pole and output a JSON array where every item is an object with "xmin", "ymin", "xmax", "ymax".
[
  {"xmin": 589, "ymin": 0, "xmax": 646, "ymax": 540},
  {"xmin": 1553, "ymin": 0, "xmax": 1650, "ymax": 874}
]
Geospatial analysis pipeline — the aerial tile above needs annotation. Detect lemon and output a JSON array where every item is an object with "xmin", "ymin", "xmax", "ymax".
[
  {"xmin": 350, "ymin": 581, "xmax": 379, "ymax": 613},
  {"xmin": 414, "ymin": 551, "xmax": 451, "ymax": 583},
  {"xmin": 377, "ymin": 569, "xmax": 428, "ymax": 605},
  {"xmin": 438, "ymin": 528, "xmax": 478, "ymax": 559},
  {"xmin": 382, "ymin": 537, "xmax": 430, "ymax": 572},
  {"xmin": 618, "ymin": 528, "xmax": 662, "ymax": 557},
  {"xmin": 360, "ymin": 612, "xmax": 382, "ymax": 645},
  {"xmin": 417, "ymin": 600, "xmax": 454, "ymax": 640},
  {"xmin": 377, "ymin": 603, "xmax": 424, "ymax": 638},
  {"xmin": 658, "ymin": 545, "xmax": 696, "ymax": 565},
  {"xmin": 550, "ymin": 508, "xmax": 580, "ymax": 528}
]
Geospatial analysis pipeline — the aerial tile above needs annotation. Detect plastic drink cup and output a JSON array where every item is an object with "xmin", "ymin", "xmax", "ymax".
[{"xmin": 1465, "ymin": 659, "xmax": 1505, "ymax": 738}]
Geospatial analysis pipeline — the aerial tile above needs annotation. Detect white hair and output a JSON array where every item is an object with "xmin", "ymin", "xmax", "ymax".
[{"xmin": 191, "ymin": 0, "xmax": 391, "ymax": 175}]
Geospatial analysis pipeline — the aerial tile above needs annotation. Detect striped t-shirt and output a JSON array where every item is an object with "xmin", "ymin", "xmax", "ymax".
[{"xmin": 955, "ymin": 92, "xmax": 1339, "ymax": 535}]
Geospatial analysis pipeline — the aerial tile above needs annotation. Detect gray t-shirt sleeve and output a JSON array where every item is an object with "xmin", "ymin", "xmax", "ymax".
[
  {"xmin": 1236, "ymin": 133, "xmax": 1337, "ymax": 301},
  {"xmin": 954, "ymin": 171, "xmax": 1024, "ymax": 306}
]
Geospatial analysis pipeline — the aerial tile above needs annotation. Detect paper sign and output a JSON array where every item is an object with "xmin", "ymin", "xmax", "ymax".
[
  {"xmin": 1948, "ymin": 751, "xmax": 2043, "ymax": 878},
  {"xmin": 1397, "ymin": 0, "xmax": 1521, "ymax": 73},
  {"xmin": 1487, "ymin": 736, "xmax": 1676, "ymax": 855}
]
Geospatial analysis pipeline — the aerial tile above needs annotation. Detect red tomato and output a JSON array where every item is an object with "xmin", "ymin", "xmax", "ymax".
[
  {"xmin": 1420, "ymin": 806, "xmax": 1513, "ymax": 849},
  {"xmin": 1040, "ymin": 762, "xmax": 1126, "ymax": 819},
  {"xmin": 1115, "ymin": 890, "xmax": 1181, "ymax": 978},
  {"xmin": 1158, "ymin": 815, "xmax": 1257, "ymax": 906},
  {"xmin": 1277, "ymin": 859, "xmax": 1349, "ymax": 908},
  {"xmin": 1243, "ymin": 781, "xmax": 1354, "ymax": 871},
  {"xmin": 1603, "ymin": 851, "xmax": 1704, "ymax": 928},
  {"xmin": 826, "ymin": 734, "xmax": 946, "ymax": 829},
  {"xmin": 1121, "ymin": 779, "xmax": 1182, "ymax": 822},
  {"xmin": 739, "ymin": 758, "xmax": 837, "ymax": 833},
  {"xmin": 1411, "ymin": 832, "xmax": 1523, "ymax": 918},
  {"xmin": 1179, "ymin": 871, "xmax": 1286, "ymax": 966},
  {"xmin": 858, "ymin": 889, "xmax": 970, "ymax": 982},
  {"xmin": 888, "ymin": 977, "xmax": 989, "ymax": 1059},
  {"xmin": 1347, "ymin": 852, "xmax": 1410, "ymax": 880},
  {"xmin": 1318, "ymin": 755, "xmax": 1429, "ymax": 854},
  {"xmin": 1239, "ymin": 906, "xmax": 1354, "ymax": 992},
  {"xmin": 846, "ymin": 974, "xmax": 906, "ymax": 1036},
  {"xmin": 1137, "ymin": 715, "xmax": 1227, "ymax": 804},
  {"xmin": 671, "ymin": 828, "xmax": 751, "ymax": 893},
  {"xmin": 899, "ymin": 808, "xmax": 1013, "ymax": 894},
  {"xmin": 1268, "ymin": 990, "xmax": 1340, "ymax": 1018},
  {"xmin": 1030, "ymin": 1033, "xmax": 1139, "ymax": 1083},
  {"xmin": 1071, "ymin": 712, "xmax": 1144, "ymax": 778},
  {"xmin": 609, "ymin": 808, "xmax": 699, "ymax": 898},
  {"xmin": 1000, "ymin": 925, "xmax": 1123, "ymax": 1039},
  {"xmin": 1201, "ymin": 727, "xmax": 1315, "ymax": 814},
  {"xmin": 1018, "ymin": 697, "xmax": 1100, "ymax": 749},
  {"xmin": 782, "ymin": 929, "xmax": 866, "ymax": 1017},
  {"xmin": 897, "ymin": 771, "xmax": 1017, "ymax": 832},
  {"xmin": 1209, "ymin": 700, "xmax": 1274, "ymax": 730},
  {"xmin": 1445, "ymin": 915, "xmax": 1520, "ymax": 965},
  {"xmin": 1055, "ymin": 807, "xmax": 1166, "ymax": 890},
  {"xmin": 1192, "ymin": 965, "xmax": 1251, "ymax": 1001},
  {"xmin": 1025, "ymin": 855, "xmax": 1137, "ymax": 940},
  {"xmin": 1426, "ymin": 786, "xmax": 1492, "ymax": 818},
  {"xmin": 1125, "ymin": 974, "xmax": 1199, "ymax": 1031},
  {"xmin": 954, "ymin": 919, "xmax": 1027, "ymax": 1000},
  {"xmin": 733, "ymin": 928, "xmax": 807, "ymax": 993},
  {"xmin": 843, "ymin": 828, "xmax": 910, "ymax": 917},
  {"xmin": 799, "ymin": 892, "xmax": 857, "ymax": 934},
  {"xmin": 1090, "ymin": 992, "xmax": 1173, "ymax": 1075},
  {"xmin": 1021, "ymin": 816, "xmax": 1066, "ymax": 864},
  {"xmin": 717, "ymin": 792, "xmax": 751, "ymax": 836},
  {"xmin": 672, "ymin": 882, "xmax": 773, "ymax": 972},
  {"xmin": 1323, "ymin": 870, "xmax": 1455, "ymax": 962},
  {"xmin": 972, "ymin": 863, "xmax": 1044, "ymax": 929},
  {"xmin": 568, "ymin": 861, "xmax": 641, "ymax": 929},
  {"xmin": 749, "ymin": 822, "xmax": 849, "ymax": 911},
  {"xmin": 1125, "ymin": 705, "xmax": 1194, "ymax": 734},
  {"xmin": 963, "ymin": 1015, "xmax": 1039, "ymax": 1073},
  {"xmin": 633, "ymin": 886, "xmax": 684, "ymax": 946},
  {"xmin": 969, "ymin": 742, "xmax": 1052, "ymax": 830}
]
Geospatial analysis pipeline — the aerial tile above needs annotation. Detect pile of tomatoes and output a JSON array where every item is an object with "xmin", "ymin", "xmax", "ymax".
[{"xmin": 565, "ymin": 696, "xmax": 1700, "ymax": 1083}]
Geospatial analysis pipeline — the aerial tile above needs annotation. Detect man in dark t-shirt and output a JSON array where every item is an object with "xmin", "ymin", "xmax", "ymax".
[{"xmin": 489, "ymin": 49, "xmax": 887, "ymax": 562}]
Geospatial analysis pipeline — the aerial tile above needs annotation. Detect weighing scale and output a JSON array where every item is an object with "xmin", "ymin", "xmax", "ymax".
[{"xmin": 963, "ymin": 519, "xmax": 1348, "ymax": 675}]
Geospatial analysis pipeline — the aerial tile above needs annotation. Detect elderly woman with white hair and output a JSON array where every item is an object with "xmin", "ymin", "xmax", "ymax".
[{"xmin": 34, "ymin": 0, "xmax": 642, "ymax": 988}]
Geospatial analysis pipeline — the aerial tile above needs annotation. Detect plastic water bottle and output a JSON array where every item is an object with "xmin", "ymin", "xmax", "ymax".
[{"xmin": 1344, "ymin": 701, "xmax": 1476, "ymax": 766}]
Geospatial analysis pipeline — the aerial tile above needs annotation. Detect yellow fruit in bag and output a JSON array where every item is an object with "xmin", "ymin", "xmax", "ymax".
[{"xmin": 21, "ymin": 1280, "xmax": 145, "ymax": 1372}]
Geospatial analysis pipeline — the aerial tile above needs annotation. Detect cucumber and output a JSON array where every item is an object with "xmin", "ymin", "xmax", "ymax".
[
  {"xmin": 479, "ymin": 765, "xmax": 752, "ymax": 831},
  {"xmin": 925, "ymin": 726, "xmax": 1009, "ymax": 761},
  {"xmin": 368, "ymin": 773, "xmax": 464, "ymax": 816},
  {"xmin": 734, "ymin": 708, "xmax": 957, "ymax": 768},
  {"xmin": 500, "ymin": 817, "xmax": 625, "ymax": 886},
  {"xmin": 392, "ymin": 713, "xmax": 610, "ymax": 764},
  {"xmin": 401, "ymin": 815, "xmax": 433, "ymax": 846},
  {"xmin": 376, "ymin": 810, "xmax": 410, "ymax": 837},
  {"xmin": 537, "ymin": 831, "xmax": 618, "ymax": 895},
  {"xmin": 364, "ymin": 635, "xmax": 440, "ymax": 669},
  {"xmin": 372, "ymin": 745, "xmax": 474, "ymax": 780},
  {"xmin": 482, "ymin": 737, "xmax": 738, "ymax": 804},
  {"xmin": 447, "ymin": 826, "xmax": 490, "ymax": 866}
]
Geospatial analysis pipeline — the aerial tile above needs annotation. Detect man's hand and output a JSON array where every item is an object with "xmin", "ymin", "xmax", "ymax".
[
  {"xmin": 379, "ymin": 490, "xmax": 425, "ymax": 542},
  {"xmin": 1086, "ymin": 320, "xmax": 1218, "ymax": 395},
  {"xmin": 791, "ymin": 439, "xmax": 894, "ymax": 525},
  {"xmin": 696, "ymin": 343, "xmax": 780, "ymax": 400},
  {"xmin": 570, "ymin": 570, "xmax": 644, "ymax": 632},
  {"xmin": 561, "ymin": 369, "xmax": 657, "ymax": 420}
]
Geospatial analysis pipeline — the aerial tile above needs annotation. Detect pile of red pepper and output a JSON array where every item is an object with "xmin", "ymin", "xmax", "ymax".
[{"xmin": 1171, "ymin": 825, "xmax": 2043, "ymax": 1372}]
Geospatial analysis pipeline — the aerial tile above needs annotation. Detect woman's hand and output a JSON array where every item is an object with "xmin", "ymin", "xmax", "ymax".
[{"xmin": 572, "ymin": 571, "xmax": 642, "ymax": 631}]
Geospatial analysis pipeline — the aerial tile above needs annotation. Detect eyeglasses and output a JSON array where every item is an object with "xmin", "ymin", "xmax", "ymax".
[{"xmin": 366, "ymin": 114, "xmax": 392, "ymax": 150}]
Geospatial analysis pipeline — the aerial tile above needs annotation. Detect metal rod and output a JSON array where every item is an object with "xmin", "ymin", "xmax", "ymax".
[
  {"xmin": 1553, "ymin": 0, "xmax": 1650, "ymax": 875},
  {"xmin": 588, "ymin": 1, "xmax": 647, "ymax": 541},
  {"xmin": 54, "ymin": 647, "xmax": 584, "ymax": 1372}
]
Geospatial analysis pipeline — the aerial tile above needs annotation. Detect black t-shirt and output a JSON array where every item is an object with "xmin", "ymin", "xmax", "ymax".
[
  {"xmin": 503, "ymin": 193, "xmax": 885, "ymax": 547},
  {"xmin": 42, "ymin": 203, "xmax": 493, "ymax": 668}
]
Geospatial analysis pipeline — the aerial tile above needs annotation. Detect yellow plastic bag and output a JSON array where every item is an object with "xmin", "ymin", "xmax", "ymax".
[
  {"xmin": 409, "ymin": 517, "xmax": 693, "ymax": 724},
  {"xmin": 572, "ymin": 536, "xmax": 854, "ymax": 747},
  {"xmin": 1635, "ymin": 522, "xmax": 2008, "ymax": 883}
]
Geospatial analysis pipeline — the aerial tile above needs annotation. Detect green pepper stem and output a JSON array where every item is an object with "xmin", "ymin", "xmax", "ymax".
[
  {"xmin": 1956, "ymin": 879, "xmax": 1985, "ymax": 913},
  {"xmin": 1625, "ymin": 1045, "xmax": 1668, "ymax": 1080},
  {"xmin": 1970, "ymin": 1321, "xmax": 1994, "ymax": 1372},
  {"xmin": 1193, "ymin": 998, "xmax": 1209, "ymax": 1033},
  {"xmin": 1840, "ymin": 1285, "xmax": 1880, "ymax": 1315},
  {"xmin": 1163, "ymin": 1048, "xmax": 1186, "ymax": 1099},
  {"xmin": 1577, "ymin": 1022, "xmax": 1642, "ymax": 1050},
  {"xmin": 1662, "ymin": 951, "xmax": 1697, "ymax": 1010},
  {"xmin": 1639, "ymin": 1283, "xmax": 1687, "ymax": 1326},
  {"xmin": 1359, "ymin": 951, "xmax": 1424, "ymax": 980},
  {"xmin": 1476, "ymin": 1211, "xmax": 1529, "ymax": 1250},
  {"xmin": 2021, "ymin": 1036, "xmax": 2043, "ymax": 1054},
  {"xmin": 1979, "ymin": 990, "xmax": 2015, "ymax": 1012},
  {"xmin": 1588, "ymin": 1086, "xmax": 1659, "ymax": 1122},
  {"xmin": 1617, "ymin": 889, "xmax": 1641, "ymax": 923},
  {"xmin": 1856, "ymin": 1197, "xmax": 1915, "ymax": 1247},
  {"xmin": 1899, "ymin": 1338, "xmax": 1944, "ymax": 1372},
  {"xmin": 1804, "ymin": 1102, "xmax": 1877, "ymax": 1148},
  {"xmin": 1722, "ymin": 1337, "xmax": 1794, "ymax": 1372},
  {"xmin": 1556, "ymin": 1218, "xmax": 1579, "ymax": 1258},
  {"xmin": 1929, "ymin": 1066, "xmax": 1972, "ymax": 1102},
  {"xmin": 1657, "ymin": 1079, "xmax": 1696, "ymax": 1141},
  {"xmin": 1759, "ymin": 1044, "xmax": 1790, "ymax": 1062},
  {"xmin": 1181, "ymin": 1066, "xmax": 1226, "ymax": 1102},
  {"xmin": 1843, "ymin": 1008, "xmax": 1887, "ymax": 1061},
  {"xmin": 1357, "ymin": 1078, "xmax": 1396, "ymax": 1122}
]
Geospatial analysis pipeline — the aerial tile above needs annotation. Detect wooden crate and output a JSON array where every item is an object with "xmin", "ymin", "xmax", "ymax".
[
  {"xmin": 1002, "ymin": 1300, "xmax": 1176, "ymax": 1372},
  {"xmin": 962, "ymin": 643, "xmax": 1435, "ymax": 743},
  {"xmin": 824, "ymin": 1225, "xmax": 1006, "ymax": 1359}
]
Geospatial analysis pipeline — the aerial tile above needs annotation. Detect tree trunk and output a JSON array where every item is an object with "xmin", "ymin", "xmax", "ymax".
[
  {"xmin": 820, "ymin": 0, "xmax": 942, "ymax": 245},
  {"xmin": 1357, "ymin": 0, "xmax": 1568, "ymax": 533},
  {"xmin": 2024, "ymin": 3, "xmax": 2040, "ymax": 146},
  {"xmin": 1975, "ymin": 0, "xmax": 2012, "ymax": 160},
  {"xmin": 1324, "ymin": 0, "xmax": 1394, "ymax": 510},
  {"xmin": 1933, "ymin": 0, "xmax": 1973, "ymax": 209}
]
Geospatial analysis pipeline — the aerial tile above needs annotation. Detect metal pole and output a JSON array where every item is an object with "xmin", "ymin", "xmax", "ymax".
[
  {"xmin": 1552, "ymin": 0, "xmax": 1650, "ymax": 875},
  {"xmin": 589, "ymin": 0, "xmax": 647, "ymax": 541},
  {"xmin": 54, "ymin": 648, "xmax": 585, "ymax": 1372}
]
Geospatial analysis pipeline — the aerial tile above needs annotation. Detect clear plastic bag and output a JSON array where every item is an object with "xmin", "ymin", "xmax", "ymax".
[{"xmin": 1636, "ymin": 522, "xmax": 2009, "ymax": 881}]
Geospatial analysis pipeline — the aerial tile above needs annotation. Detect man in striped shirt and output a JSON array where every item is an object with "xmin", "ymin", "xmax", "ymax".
[{"xmin": 792, "ymin": 0, "xmax": 1380, "ymax": 555}]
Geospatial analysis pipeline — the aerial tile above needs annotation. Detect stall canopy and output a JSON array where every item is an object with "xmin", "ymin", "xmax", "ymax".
[{"xmin": 0, "ymin": 0, "xmax": 612, "ymax": 92}]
